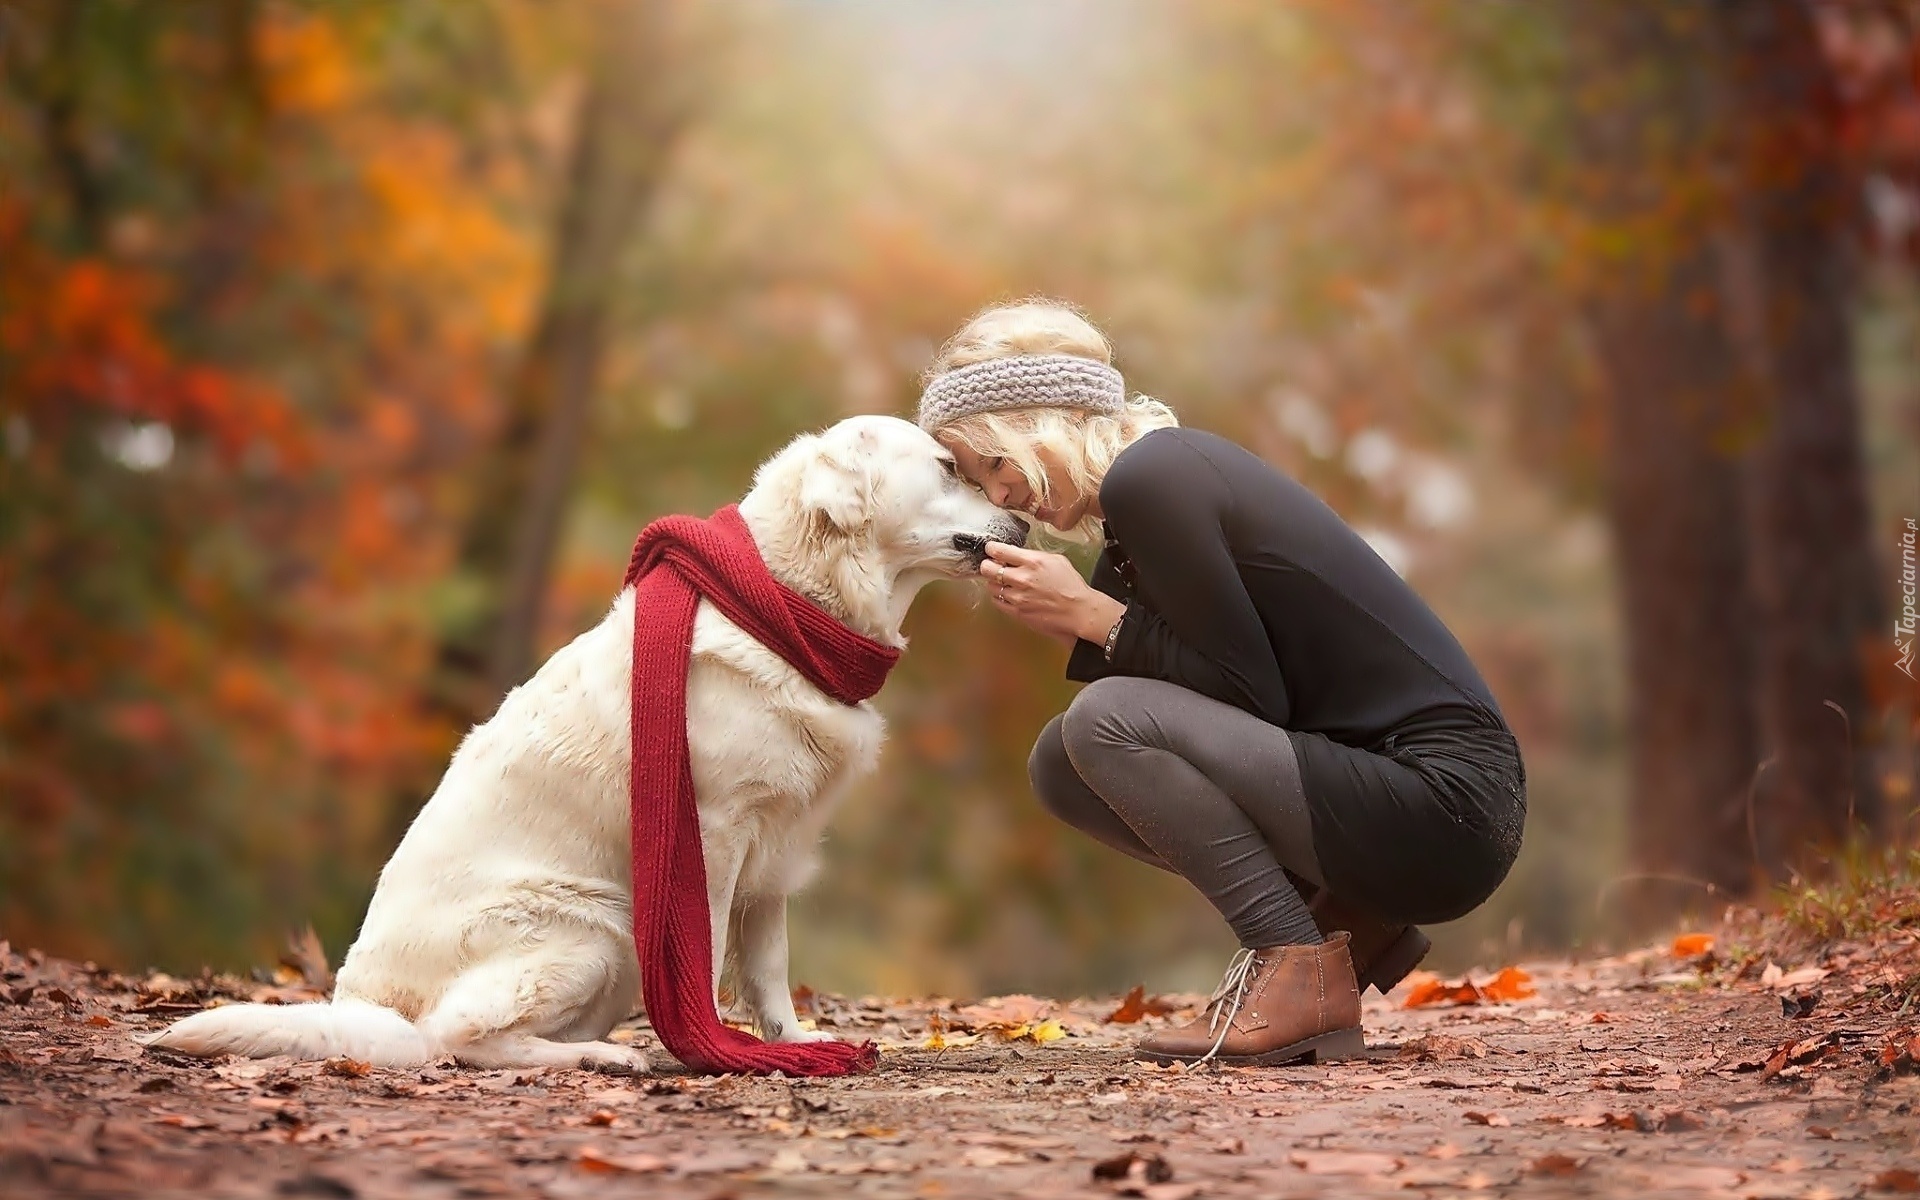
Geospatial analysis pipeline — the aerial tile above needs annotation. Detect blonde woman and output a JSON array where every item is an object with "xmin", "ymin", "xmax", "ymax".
[{"xmin": 916, "ymin": 299, "xmax": 1527, "ymax": 1066}]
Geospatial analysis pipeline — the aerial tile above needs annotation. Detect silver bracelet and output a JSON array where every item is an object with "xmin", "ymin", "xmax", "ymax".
[{"xmin": 1101, "ymin": 610, "xmax": 1127, "ymax": 662}]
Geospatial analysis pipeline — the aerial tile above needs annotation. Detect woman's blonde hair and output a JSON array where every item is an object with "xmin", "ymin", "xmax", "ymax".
[{"xmin": 924, "ymin": 298, "xmax": 1177, "ymax": 542}]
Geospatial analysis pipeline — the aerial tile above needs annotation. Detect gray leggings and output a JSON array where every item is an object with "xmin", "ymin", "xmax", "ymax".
[{"xmin": 1029, "ymin": 676, "xmax": 1325, "ymax": 949}]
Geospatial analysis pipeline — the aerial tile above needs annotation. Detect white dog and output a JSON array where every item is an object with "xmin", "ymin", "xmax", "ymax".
[{"xmin": 146, "ymin": 415, "xmax": 1023, "ymax": 1072}]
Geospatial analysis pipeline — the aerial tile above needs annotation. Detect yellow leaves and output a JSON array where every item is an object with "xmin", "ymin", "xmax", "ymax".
[
  {"xmin": 923, "ymin": 998, "xmax": 1069, "ymax": 1049},
  {"xmin": 921, "ymin": 1014, "xmax": 979, "ymax": 1051},
  {"xmin": 1006, "ymin": 1019, "xmax": 1067, "ymax": 1045},
  {"xmin": 1402, "ymin": 966, "xmax": 1536, "ymax": 1009},
  {"xmin": 359, "ymin": 141, "xmax": 537, "ymax": 339}
]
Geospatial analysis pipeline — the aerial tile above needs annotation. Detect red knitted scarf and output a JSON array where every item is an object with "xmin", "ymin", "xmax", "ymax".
[{"xmin": 622, "ymin": 504, "xmax": 894, "ymax": 1076}]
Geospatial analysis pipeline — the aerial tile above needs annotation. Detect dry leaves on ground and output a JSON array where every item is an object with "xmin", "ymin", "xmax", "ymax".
[
  {"xmin": 1103, "ymin": 985, "xmax": 1180, "ymax": 1025},
  {"xmin": 1402, "ymin": 965, "xmax": 1536, "ymax": 1009}
]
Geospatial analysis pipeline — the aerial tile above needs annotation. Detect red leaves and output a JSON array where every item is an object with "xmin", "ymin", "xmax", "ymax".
[
  {"xmin": 0, "ymin": 211, "xmax": 310, "ymax": 470},
  {"xmin": 1876, "ymin": 1027, "xmax": 1920, "ymax": 1077},
  {"xmin": 1104, "ymin": 985, "xmax": 1180, "ymax": 1025},
  {"xmin": 1760, "ymin": 1031, "xmax": 1842, "ymax": 1080}
]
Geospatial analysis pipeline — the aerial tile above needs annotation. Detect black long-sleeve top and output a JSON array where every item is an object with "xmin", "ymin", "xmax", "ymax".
[{"xmin": 1064, "ymin": 427, "xmax": 1526, "ymax": 923}]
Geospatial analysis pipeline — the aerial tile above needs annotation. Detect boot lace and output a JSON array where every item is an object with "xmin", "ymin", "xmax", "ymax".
[{"xmin": 1197, "ymin": 946, "xmax": 1262, "ymax": 1064}]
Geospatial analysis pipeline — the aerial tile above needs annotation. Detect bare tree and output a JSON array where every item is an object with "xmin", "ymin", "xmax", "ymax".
[
  {"xmin": 434, "ymin": 0, "xmax": 697, "ymax": 727},
  {"xmin": 1713, "ymin": 0, "xmax": 1886, "ymax": 871}
]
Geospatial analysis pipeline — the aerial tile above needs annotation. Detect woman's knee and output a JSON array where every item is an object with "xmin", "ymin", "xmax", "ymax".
[
  {"xmin": 1059, "ymin": 676, "xmax": 1168, "ymax": 768},
  {"xmin": 1027, "ymin": 715, "xmax": 1084, "ymax": 824}
]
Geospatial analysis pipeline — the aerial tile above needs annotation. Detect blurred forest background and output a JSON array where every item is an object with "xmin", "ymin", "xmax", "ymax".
[{"xmin": 2, "ymin": 0, "xmax": 1918, "ymax": 998}]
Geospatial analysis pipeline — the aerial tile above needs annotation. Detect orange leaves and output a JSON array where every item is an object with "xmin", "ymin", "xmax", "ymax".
[
  {"xmin": 1479, "ymin": 966, "xmax": 1538, "ymax": 1002},
  {"xmin": 1670, "ymin": 933, "xmax": 1715, "ymax": 957},
  {"xmin": 1402, "ymin": 966, "xmax": 1536, "ymax": 1009},
  {"xmin": 255, "ymin": 10, "xmax": 355, "ymax": 115}
]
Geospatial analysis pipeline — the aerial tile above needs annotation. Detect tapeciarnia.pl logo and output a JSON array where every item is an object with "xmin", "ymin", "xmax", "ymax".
[{"xmin": 1900, "ymin": 517, "xmax": 1917, "ymax": 681}]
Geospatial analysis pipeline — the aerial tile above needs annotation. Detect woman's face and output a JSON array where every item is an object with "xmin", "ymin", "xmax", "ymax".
[{"xmin": 936, "ymin": 432, "xmax": 1094, "ymax": 532}]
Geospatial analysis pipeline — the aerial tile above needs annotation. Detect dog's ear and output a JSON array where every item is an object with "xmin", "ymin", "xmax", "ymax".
[{"xmin": 798, "ymin": 441, "xmax": 873, "ymax": 536}]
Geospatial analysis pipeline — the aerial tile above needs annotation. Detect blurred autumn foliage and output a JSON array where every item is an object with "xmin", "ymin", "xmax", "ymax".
[{"xmin": 2, "ymin": 0, "xmax": 1917, "ymax": 994}]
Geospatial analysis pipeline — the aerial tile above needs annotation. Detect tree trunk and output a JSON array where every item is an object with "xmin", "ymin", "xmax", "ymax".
[
  {"xmin": 432, "ymin": 0, "xmax": 690, "ymax": 728},
  {"xmin": 1559, "ymin": 2, "xmax": 1767, "ymax": 917},
  {"xmin": 1712, "ymin": 0, "xmax": 1886, "ymax": 872},
  {"xmin": 1586, "ymin": 263, "xmax": 1763, "ymax": 907}
]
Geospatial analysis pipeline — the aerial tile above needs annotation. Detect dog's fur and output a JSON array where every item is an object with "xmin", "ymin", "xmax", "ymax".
[{"xmin": 146, "ymin": 416, "xmax": 1023, "ymax": 1072}]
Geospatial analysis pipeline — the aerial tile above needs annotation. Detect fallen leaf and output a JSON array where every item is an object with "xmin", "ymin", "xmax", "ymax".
[
  {"xmin": 1404, "ymin": 976, "xmax": 1483, "ymax": 1008},
  {"xmin": 321, "ymin": 1057, "xmax": 371, "ymax": 1079},
  {"xmin": 1403, "ymin": 966, "xmax": 1533, "ymax": 1008},
  {"xmin": 1762, "ymin": 1032, "xmax": 1837, "ymax": 1080},
  {"xmin": 954, "ymin": 1132, "xmax": 1065, "ymax": 1150},
  {"xmin": 1106, "ymin": 985, "xmax": 1150, "ymax": 1024},
  {"xmin": 577, "ymin": 1146, "xmax": 667, "ymax": 1174},
  {"xmin": 1759, "ymin": 963, "xmax": 1830, "ymax": 993},
  {"xmin": 921, "ymin": 1012, "xmax": 981, "ymax": 1051},
  {"xmin": 1481, "ymin": 966, "xmax": 1537, "ymax": 1002},
  {"xmin": 1092, "ymin": 1150, "xmax": 1173, "ymax": 1185},
  {"xmin": 767, "ymin": 1148, "xmax": 809, "ymax": 1174},
  {"xmin": 1531, "ymin": 1153, "xmax": 1584, "ymax": 1177},
  {"xmin": 281, "ymin": 925, "xmax": 333, "ymax": 993},
  {"xmin": 1288, "ymin": 1149, "xmax": 1404, "ymax": 1175},
  {"xmin": 1669, "ymin": 933, "xmax": 1715, "ymax": 957},
  {"xmin": 1640, "ymin": 1165, "xmax": 1747, "ymax": 1190},
  {"xmin": 952, "ymin": 994, "xmax": 1052, "ymax": 1031},
  {"xmin": 1780, "ymin": 989, "xmax": 1820, "ymax": 1019},
  {"xmin": 153, "ymin": 1115, "xmax": 213, "ymax": 1130},
  {"xmin": 1876, "ymin": 1028, "xmax": 1919, "ymax": 1076},
  {"xmin": 960, "ymin": 1146, "xmax": 1028, "ymax": 1168},
  {"xmin": 1463, "ymin": 1111, "xmax": 1511, "ymax": 1127},
  {"xmin": 814, "ymin": 1157, "xmax": 914, "ymax": 1176},
  {"xmin": 1398, "ymin": 1034, "xmax": 1489, "ymax": 1062},
  {"xmin": 1872, "ymin": 1168, "xmax": 1920, "ymax": 1193}
]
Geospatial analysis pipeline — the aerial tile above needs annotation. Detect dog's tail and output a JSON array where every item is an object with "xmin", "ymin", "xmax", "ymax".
[{"xmin": 138, "ymin": 997, "xmax": 434, "ymax": 1067}]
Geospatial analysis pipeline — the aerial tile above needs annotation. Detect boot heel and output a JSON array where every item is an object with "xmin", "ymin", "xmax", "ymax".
[
  {"xmin": 1359, "ymin": 926, "xmax": 1431, "ymax": 996},
  {"xmin": 1300, "ymin": 1026, "xmax": 1366, "ymax": 1063}
]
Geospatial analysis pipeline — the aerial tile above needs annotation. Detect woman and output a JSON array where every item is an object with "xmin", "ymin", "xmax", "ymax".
[{"xmin": 916, "ymin": 299, "xmax": 1527, "ymax": 1067}]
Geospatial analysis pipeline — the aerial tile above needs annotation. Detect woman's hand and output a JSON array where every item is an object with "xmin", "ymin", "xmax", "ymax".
[{"xmin": 982, "ymin": 542, "xmax": 1128, "ymax": 650}]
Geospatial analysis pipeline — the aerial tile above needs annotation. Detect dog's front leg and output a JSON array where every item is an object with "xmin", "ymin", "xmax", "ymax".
[{"xmin": 734, "ymin": 893, "xmax": 834, "ymax": 1043}]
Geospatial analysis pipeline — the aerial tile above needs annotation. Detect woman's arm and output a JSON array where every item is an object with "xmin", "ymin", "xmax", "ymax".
[{"xmin": 1092, "ymin": 432, "xmax": 1291, "ymax": 726}]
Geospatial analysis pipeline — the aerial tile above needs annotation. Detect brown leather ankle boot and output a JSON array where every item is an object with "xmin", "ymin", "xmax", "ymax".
[
  {"xmin": 1134, "ymin": 931, "xmax": 1365, "ymax": 1067},
  {"xmin": 1306, "ymin": 889, "xmax": 1431, "ymax": 996}
]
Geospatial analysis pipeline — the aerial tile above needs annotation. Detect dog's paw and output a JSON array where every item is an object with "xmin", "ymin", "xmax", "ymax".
[
  {"xmin": 770, "ymin": 1026, "xmax": 838, "ymax": 1045},
  {"xmin": 577, "ymin": 1043, "xmax": 650, "ymax": 1077}
]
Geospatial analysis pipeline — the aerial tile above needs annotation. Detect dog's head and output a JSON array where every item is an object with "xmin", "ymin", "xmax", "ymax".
[{"xmin": 749, "ymin": 415, "xmax": 1027, "ymax": 581}]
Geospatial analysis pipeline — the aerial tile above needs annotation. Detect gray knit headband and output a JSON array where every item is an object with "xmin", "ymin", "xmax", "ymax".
[{"xmin": 916, "ymin": 353, "xmax": 1126, "ymax": 431}]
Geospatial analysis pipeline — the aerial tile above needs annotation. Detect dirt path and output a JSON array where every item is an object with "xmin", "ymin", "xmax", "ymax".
[{"xmin": 2, "ymin": 935, "xmax": 1916, "ymax": 1199}]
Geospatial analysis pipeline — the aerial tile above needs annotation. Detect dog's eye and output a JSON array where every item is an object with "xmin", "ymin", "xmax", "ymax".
[{"xmin": 939, "ymin": 457, "xmax": 960, "ymax": 478}]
